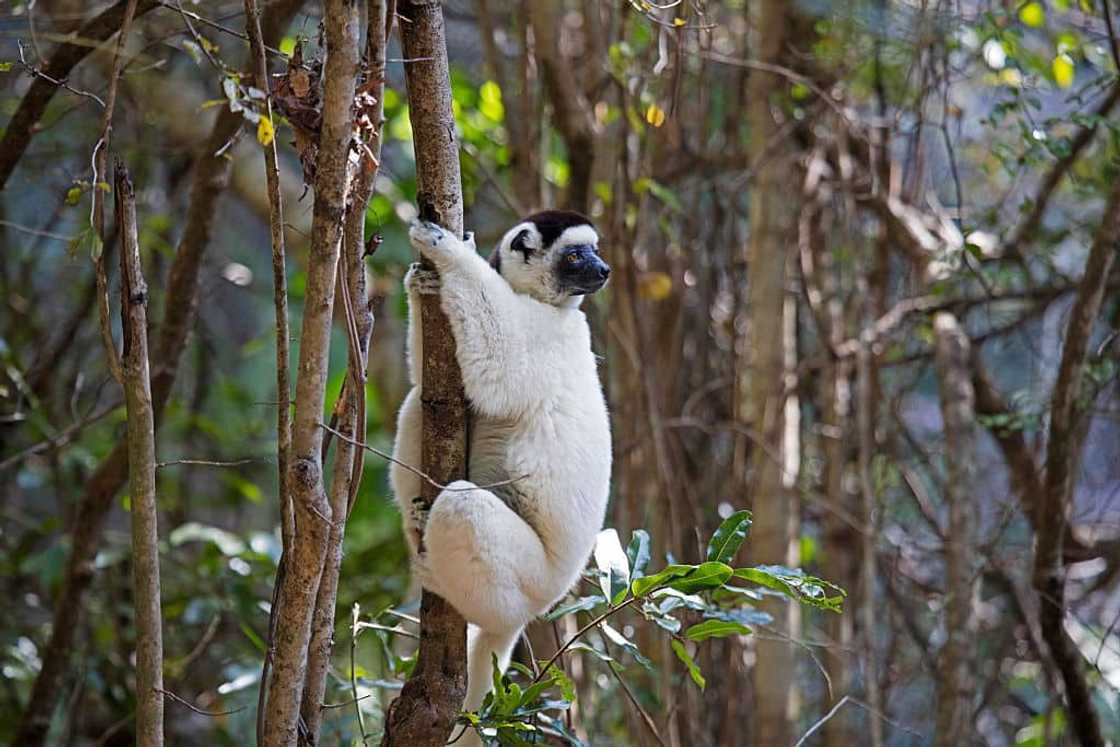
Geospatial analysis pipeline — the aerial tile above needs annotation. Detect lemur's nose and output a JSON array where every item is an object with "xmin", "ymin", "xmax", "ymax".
[{"xmin": 598, "ymin": 264, "xmax": 611, "ymax": 280}]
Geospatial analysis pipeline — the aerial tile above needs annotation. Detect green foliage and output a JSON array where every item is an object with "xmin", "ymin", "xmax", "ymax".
[{"xmin": 462, "ymin": 509, "xmax": 844, "ymax": 742}]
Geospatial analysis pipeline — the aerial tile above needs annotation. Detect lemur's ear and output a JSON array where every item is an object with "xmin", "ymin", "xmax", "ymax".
[
  {"xmin": 489, "ymin": 246, "xmax": 502, "ymax": 273},
  {"xmin": 511, "ymin": 229, "xmax": 534, "ymax": 261}
]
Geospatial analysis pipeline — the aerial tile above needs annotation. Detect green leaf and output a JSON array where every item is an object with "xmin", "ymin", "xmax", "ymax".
[
  {"xmin": 706, "ymin": 510, "xmax": 752, "ymax": 564},
  {"xmin": 684, "ymin": 619, "xmax": 751, "ymax": 642},
  {"xmin": 641, "ymin": 601, "xmax": 683, "ymax": 633},
  {"xmin": 557, "ymin": 642, "xmax": 614, "ymax": 663},
  {"xmin": 545, "ymin": 595, "xmax": 605, "ymax": 621},
  {"xmin": 593, "ymin": 529, "xmax": 631, "ymax": 605},
  {"xmin": 671, "ymin": 639, "xmax": 705, "ymax": 690},
  {"xmin": 630, "ymin": 564, "xmax": 696, "ymax": 597},
  {"xmin": 733, "ymin": 565, "xmax": 845, "ymax": 612},
  {"xmin": 626, "ymin": 529, "xmax": 651, "ymax": 578},
  {"xmin": 601, "ymin": 622, "xmax": 652, "ymax": 668},
  {"xmin": 668, "ymin": 562, "xmax": 734, "ymax": 594}
]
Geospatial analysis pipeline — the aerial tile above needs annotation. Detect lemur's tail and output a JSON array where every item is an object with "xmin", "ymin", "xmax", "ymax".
[{"xmin": 465, "ymin": 625, "xmax": 520, "ymax": 714}]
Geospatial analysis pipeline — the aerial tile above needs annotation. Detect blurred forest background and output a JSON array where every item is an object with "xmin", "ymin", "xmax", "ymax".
[{"xmin": 2, "ymin": 0, "xmax": 1120, "ymax": 745}]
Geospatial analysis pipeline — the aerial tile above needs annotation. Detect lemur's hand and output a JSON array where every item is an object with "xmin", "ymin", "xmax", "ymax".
[
  {"xmin": 409, "ymin": 219, "xmax": 470, "ymax": 267},
  {"xmin": 404, "ymin": 262, "xmax": 440, "ymax": 296}
]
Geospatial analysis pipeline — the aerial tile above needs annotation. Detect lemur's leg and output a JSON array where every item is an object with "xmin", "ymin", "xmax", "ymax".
[
  {"xmin": 389, "ymin": 388, "xmax": 424, "ymax": 554},
  {"xmin": 408, "ymin": 221, "xmax": 538, "ymax": 417},
  {"xmin": 415, "ymin": 480, "xmax": 550, "ymax": 634}
]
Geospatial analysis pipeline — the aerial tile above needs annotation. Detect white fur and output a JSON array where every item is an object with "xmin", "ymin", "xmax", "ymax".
[{"xmin": 390, "ymin": 220, "xmax": 612, "ymax": 741}]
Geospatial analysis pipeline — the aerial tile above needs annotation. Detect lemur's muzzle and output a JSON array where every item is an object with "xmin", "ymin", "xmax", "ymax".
[{"xmin": 557, "ymin": 244, "xmax": 611, "ymax": 295}]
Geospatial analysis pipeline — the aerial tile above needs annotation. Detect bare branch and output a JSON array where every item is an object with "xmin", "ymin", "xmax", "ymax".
[{"xmin": 115, "ymin": 162, "xmax": 165, "ymax": 747}]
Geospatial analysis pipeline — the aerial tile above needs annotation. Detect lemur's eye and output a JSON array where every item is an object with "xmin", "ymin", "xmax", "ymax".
[{"xmin": 566, "ymin": 252, "xmax": 580, "ymax": 264}]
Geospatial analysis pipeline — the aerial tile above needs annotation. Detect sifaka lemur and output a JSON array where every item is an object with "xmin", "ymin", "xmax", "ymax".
[{"xmin": 390, "ymin": 211, "xmax": 612, "ymax": 734}]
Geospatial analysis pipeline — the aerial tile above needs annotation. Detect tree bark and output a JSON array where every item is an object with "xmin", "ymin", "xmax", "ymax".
[
  {"xmin": 741, "ymin": 3, "xmax": 809, "ymax": 743},
  {"xmin": 260, "ymin": 0, "xmax": 361, "ymax": 743},
  {"xmin": 381, "ymin": 2, "xmax": 469, "ymax": 744},
  {"xmin": 932, "ymin": 312, "xmax": 977, "ymax": 747},
  {"xmin": 10, "ymin": 4, "xmax": 306, "ymax": 745},
  {"xmin": 1031, "ymin": 179, "xmax": 1120, "ymax": 747},
  {"xmin": 0, "ymin": 0, "xmax": 159, "ymax": 190},
  {"xmin": 115, "ymin": 162, "xmax": 165, "ymax": 747},
  {"xmin": 299, "ymin": 2, "xmax": 387, "ymax": 740}
]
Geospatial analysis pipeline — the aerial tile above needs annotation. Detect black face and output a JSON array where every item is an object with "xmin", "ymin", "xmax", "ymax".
[{"xmin": 555, "ymin": 244, "xmax": 611, "ymax": 295}]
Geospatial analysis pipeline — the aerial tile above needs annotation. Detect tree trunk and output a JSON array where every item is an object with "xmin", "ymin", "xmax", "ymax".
[
  {"xmin": 1032, "ymin": 178, "xmax": 1120, "ymax": 747},
  {"xmin": 116, "ymin": 163, "xmax": 165, "ymax": 747},
  {"xmin": 299, "ymin": 2, "xmax": 387, "ymax": 739},
  {"xmin": 9, "ymin": 6, "xmax": 305, "ymax": 745},
  {"xmin": 259, "ymin": 0, "xmax": 361, "ymax": 743},
  {"xmin": 381, "ymin": 1, "xmax": 470, "ymax": 744},
  {"xmin": 932, "ymin": 312, "xmax": 977, "ymax": 747},
  {"xmin": 741, "ymin": 3, "xmax": 807, "ymax": 743}
]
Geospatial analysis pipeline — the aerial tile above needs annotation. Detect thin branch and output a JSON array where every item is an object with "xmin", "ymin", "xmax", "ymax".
[
  {"xmin": 1002, "ymin": 82, "xmax": 1120, "ymax": 259},
  {"xmin": 155, "ymin": 458, "xmax": 260, "ymax": 469},
  {"xmin": 794, "ymin": 696, "xmax": 921, "ymax": 747},
  {"xmin": 156, "ymin": 689, "xmax": 244, "ymax": 717},
  {"xmin": 0, "ymin": 401, "xmax": 121, "ymax": 473},
  {"xmin": 116, "ymin": 162, "xmax": 165, "ymax": 747},
  {"xmin": 319, "ymin": 422, "xmax": 528, "ymax": 493},
  {"xmin": 243, "ymin": 0, "xmax": 293, "ymax": 737},
  {"xmin": 91, "ymin": 0, "xmax": 142, "ymax": 389},
  {"xmin": 15, "ymin": 39, "xmax": 105, "ymax": 107},
  {"xmin": 531, "ymin": 596, "xmax": 641, "ymax": 685}
]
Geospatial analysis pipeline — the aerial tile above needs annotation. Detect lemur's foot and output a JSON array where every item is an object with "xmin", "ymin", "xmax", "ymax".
[{"xmin": 404, "ymin": 263, "xmax": 441, "ymax": 296}]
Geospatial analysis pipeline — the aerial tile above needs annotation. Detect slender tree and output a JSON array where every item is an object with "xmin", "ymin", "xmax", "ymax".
[
  {"xmin": 115, "ymin": 162, "xmax": 165, "ymax": 747},
  {"xmin": 10, "ymin": 6, "xmax": 306, "ymax": 744},
  {"xmin": 381, "ymin": 1, "xmax": 469, "ymax": 744},
  {"xmin": 259, "ymin": 0, "xmax": 362, "ymax": 743}
]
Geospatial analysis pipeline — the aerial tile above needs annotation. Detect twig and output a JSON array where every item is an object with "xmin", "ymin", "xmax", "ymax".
[
  {"xmin": 155, "ymin": 457, "xmax": 260, "ymax": 469},
  {"xmin": 356, "ymin": 621, "xmax": 421, "ymax": 640},
  {"xmin": 90, "ymin": 0, "xmax": 140, "ymax": 390},
  {"xmin": 0, "ymin": 219, "xmax": 76, "ymax": 242},
  {"xmin": 156, "ymin": 688, "xmax": 245, "ymax": 717},
  {"xmin": 15, "ymin": 39, "xmax": 105, "ymax": 107},
  {"xmin": 350, "ymin": 604, "xmax": 370, "ymax": 742},
  {"xmin": 322, "ymin": 694, "xmax": 372, "ymax": 710},
  {"xmin": 793, "ymin": 695, "xmax": 920, "ymax": 747},
  {"xmin": 598, "ymin": 632, "xmax": 668, "ymax": 747},
  {"xmin": 318, "ymin": 422, "xmax": 528, "ymax": 492},
  {"xmin": 154, "ymin": 1, "xmax": 291, "ymax": 60},
  {"xmin": 531, "ymin": 596, "xmax": 641, "ymax": 685},
  {"xmin": 0, "ymin": 401, "xmax": 121, "ymax": 473}
]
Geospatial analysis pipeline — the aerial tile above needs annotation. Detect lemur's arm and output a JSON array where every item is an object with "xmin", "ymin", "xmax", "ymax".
[
  {"xmin": 402, "ymin": 264, "xmax": 434, "ymax": 387},
  {"xmin": 408, "ymin": 221, "xmax": 540, "ymax": 418}
]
